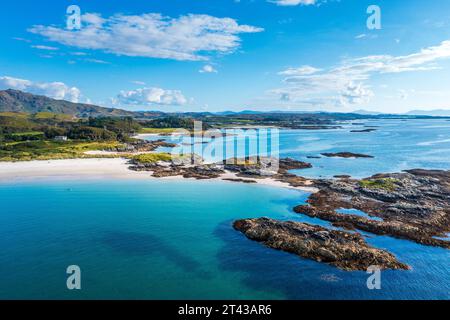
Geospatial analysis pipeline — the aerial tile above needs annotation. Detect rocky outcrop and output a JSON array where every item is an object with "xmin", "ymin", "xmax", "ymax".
[
  {"xmin": 129, "ymin": 154, "xmax": 314, "ymax": 187},
  {"xmin": 290, "ymin": 125, "xmax": 342, "ymax": 130},
  {"xmin": 294, "ymin": 170, "xmax": 450, "ymax": 249},
  {"xmin": 321, "ymin": 152, "xmax": 374, "ymax": 159},
  {"xmin": 279, "ymin": 157, "xmax": 313, "ymax": 171},
  {"xmin": 122, "ymin": 139, "xmax": 177, "ymax": 153},
  {"xmin": 233, "ymin": 218, "xmax": 409, "ymax": 271},
  {"xmin": 131, "ymin": 161, "xmax": 226, "ymax": 180},
  {"xmin": 221, "ymin": 157, "xmax": 313, "ymax": 187},
  {"xmin": 350, "ymin": 129, "xmax": 377, "ymax": 133},
  {"xmin": 222, "ymin": 178, "xmax": 258, "ymax": 184}
]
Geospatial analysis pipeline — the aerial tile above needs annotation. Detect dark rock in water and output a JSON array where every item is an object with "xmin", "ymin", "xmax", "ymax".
[
  {"xmin": 293, "ymin": 169, "xmax": 450, "ymax": 249},
  {"xmin": 222, "ymin": 157, "xmax": 275, "ymax": 177},
  {"xmin": 129, "ymin": 154, "xmax": 226, "ymax": 180},
  {"xmin": 222, "ymin": 157, "xmax": 312, "ymax": 178},
  {"xmin": 233, "ymin": 218, "xmax": 409, "ymax": 271},
  {"xmin": 129, "ymin": 155, "xmax": 314, "ymax": 187},
  {"xmin": 272, "ymin": 172, "xmax": 314, "ymax": 188},
  {"xmin": 334, "ymin": 175, "xmax": 351, "ymax": 179},
  {"xmin": 321, "ymin": 152, "xmax": 374, "ymax": 159},
  {"xmin": 307, "ymin": 156, "xmax": 322, "ymax": 159},
  {"xmin": 290, "ymin": 125, "xmax": 342, "ymax": 130},
  {"xmin": 350, "ymin": 129, "xmax": 377, "ymax": 133},
  {"xmin": 122, "ymin": 139, "xmax": 176, "ymax": 153},
  {"xmin": 222, "ymin": 178, "xmax": 257, "ymax": 184},
  {"xmin": 279, "ymin": 157, "xmax": 313, "ymax": 171}
]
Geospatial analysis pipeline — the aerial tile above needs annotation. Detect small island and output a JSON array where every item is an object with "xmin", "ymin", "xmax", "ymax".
[
  {"xmin": 321, "ymin": 152, "xmax": 374, "ymax": 159},
  {"xmin": 233, "ymin": 218, "xmax": 409, "ymax": 271}
]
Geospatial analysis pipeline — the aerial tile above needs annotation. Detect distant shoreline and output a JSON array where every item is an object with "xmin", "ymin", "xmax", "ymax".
[{"xmin": 0, "ymin": 158, "xmax": 317, "ymax": 192}]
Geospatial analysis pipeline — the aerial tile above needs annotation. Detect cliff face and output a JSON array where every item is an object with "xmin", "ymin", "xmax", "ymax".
[{"xmin": 0, "ymin": 89, "xmax": 134, "ymax": 118}]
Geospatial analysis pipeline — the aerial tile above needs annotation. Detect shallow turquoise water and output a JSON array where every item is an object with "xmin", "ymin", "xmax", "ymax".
[
  {"xmin": 1, "ymin": 119, "xmax": 450, "ymax": 299},
  {"xmin": 0, "ymin": 179, "xmax": 449, "ymax": 300},
  {"xmin": 155, "ymin": 118, "xmax": 450, "ymax": 178},
  {"xmin": 336, "ymin": 208, "xmax": 384, "ymax": 222}
]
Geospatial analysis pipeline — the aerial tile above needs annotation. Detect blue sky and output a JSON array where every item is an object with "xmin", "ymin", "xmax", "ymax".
[{"xmin": 0, "ymin": 0, "xmax": 450, "ymax": 113}]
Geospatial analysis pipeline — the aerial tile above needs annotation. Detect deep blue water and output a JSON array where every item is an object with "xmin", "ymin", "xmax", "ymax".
[{"xmin": 1, "ymin": 119, "xmax": 449, "ymax": 299}]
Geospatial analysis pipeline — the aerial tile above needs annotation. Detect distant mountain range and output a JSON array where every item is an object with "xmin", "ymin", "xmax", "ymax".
[
  {"xmin": 1, "ymin": 89, "xmax": 449, "ymax": 119},
  {"xmin": 405, "ymin": 109, "xmax": 450, "ymax": 116},
  {"xmin": 352, "ymin": 109, "xmax": 450, "ymax": 116},
  {"xmin": 0, "ymin": 89, "xmax": 136, "ymax": 118},
  {"xmin": 351, "ymin": 109, "xmax": 383, "ymax": 115}
]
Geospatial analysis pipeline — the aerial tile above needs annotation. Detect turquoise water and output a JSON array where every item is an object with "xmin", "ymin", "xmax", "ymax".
[
  {"xmin": 1, "ymin": 119, "xmax": 450, "ymax": 299},
  {"xmin": 336, "ymin": 209, "xmax": 384, "ymax": 222},
  {"xmin": 154, "ymin": 119, "xmax": 450, "ymax": 178}
]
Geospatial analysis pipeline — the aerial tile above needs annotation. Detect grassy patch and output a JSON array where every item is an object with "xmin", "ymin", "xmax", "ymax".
[
  {"xmin": 32, "ymin": 112, "xmax": 75, "ymax": 121},
  {"xmin": 0, "ymin": 112, "xmax": 29, "ymax": 118},
  {"xmin": 139, "ymin": 128, "xmax": 180, "ymax": 134},
  {"xmin": 359, "ymin": 178, "xmax": 398, "ymax": 191},
  {"xmin": 0, "ymin": 140, "xmax": 124, "ymax": 162},
  {"xmin": 9, "ymin": 131, "xmax": 44, "ymax": 137},
  {"xmin": 131, "ymin": 153, "xmax": 173, "ymax": 163}
]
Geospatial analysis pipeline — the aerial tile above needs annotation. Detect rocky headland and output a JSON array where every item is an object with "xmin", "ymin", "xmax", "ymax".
[
  {"xmin": 127, "ymin": 140, "xmax": 449, "ymax": 271},
  {"xmin": 129, "ymin": 154, "xmax": 314, "ymax": 187},
  {"xmin": 294, "ymin": 169, "xmax": 450, "ymax": 249},
  {"xmin": 233, "ymin": 218, "xmax": 409, "ymax": 271}
]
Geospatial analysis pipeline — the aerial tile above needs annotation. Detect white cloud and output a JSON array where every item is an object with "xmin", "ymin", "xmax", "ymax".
[
  {"xmin": 340, "ymin": 82, "xmax": 373, "ymax": 105},
  {"xmin": 269, "ymin": 0, "xmax": 318, "ymax": 6},
  {"xmin": 398, "ymin": 89, "xmax": 409, "ymax": 100},
  {"xmin": 13, "ymin": 37, "xmax": 31, "ymax": 43},
  {"xmin": 83, "ymin": 58, "xmax": 110, "ymax": 64},
  {"xmin": 278, "ymin": 65, "xmax": 321, "ymax": 76},
  {"xmin": 270, "ymin": 40, "xmax": 450, "ymax": 107},
  {"xmin": 29, "ymin": 13, "xmax": 263, "ymax": 61},
  {"xmin": 117, "ymin": 87, "xmax": 188, "ymax": 106},
  {"xmin": 31, "ymin": 45, "xmax": 59, "ymax": 51},
  {"xmin": 70, "ymin": 52, "xmax": 88, "ymax": 56},
  {"xmin": 199, "ymin": 65, "xmax": 218, "ymax": 73},
  {"xmin": 354, "ymin": 34, "xmax": 378, "ymax": 40},
  {"xmin": 0, "ymin": 76, "xmax": 82, "ymax": 103}
]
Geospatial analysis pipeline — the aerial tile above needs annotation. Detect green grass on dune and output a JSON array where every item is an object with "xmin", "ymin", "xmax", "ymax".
[
  {"xmin": 139, "ymin": 128, "xmax": 180, "ymax": 134},
  {"xmin": 359, "ymin": 178, "xmax": 398, "ymax": 191},
  {"xmin": 0, "ymin": 140, "xmax": 125, "ymax": 162},
  {"xmin": 131, "ymin": 153, "xmax": 173, "ymax": 164}
]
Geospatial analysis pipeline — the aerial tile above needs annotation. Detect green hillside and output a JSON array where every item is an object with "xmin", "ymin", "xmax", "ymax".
[{"xmin": 0, "ymin": 89, "xmax": 135, "ymax": 118}]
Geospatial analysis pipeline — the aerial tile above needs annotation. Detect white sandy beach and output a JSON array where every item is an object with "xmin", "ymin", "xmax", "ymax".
[
  {"xmin": 0, "ymin": 158, "xmax": 153, "ymax": 183},
  {"xmin": 0, "ymin": 158, "xmax": 317, "ymax": 192}
]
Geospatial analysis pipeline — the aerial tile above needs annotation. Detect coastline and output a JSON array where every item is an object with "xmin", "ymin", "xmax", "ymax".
[{"xmin": 0, "ymin": 158, "xmax": 317, "ymax": 192}]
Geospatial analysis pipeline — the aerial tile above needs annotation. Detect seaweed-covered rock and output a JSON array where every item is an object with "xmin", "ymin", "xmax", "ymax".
[{"xmin": 233, "ymin": 218, "xmax": 409, "ymax": 271}]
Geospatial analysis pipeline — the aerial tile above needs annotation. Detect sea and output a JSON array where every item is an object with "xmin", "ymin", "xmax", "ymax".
[{"xmin": 0, "ymin": 118, "xmax": 449, "ymax": 299}]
